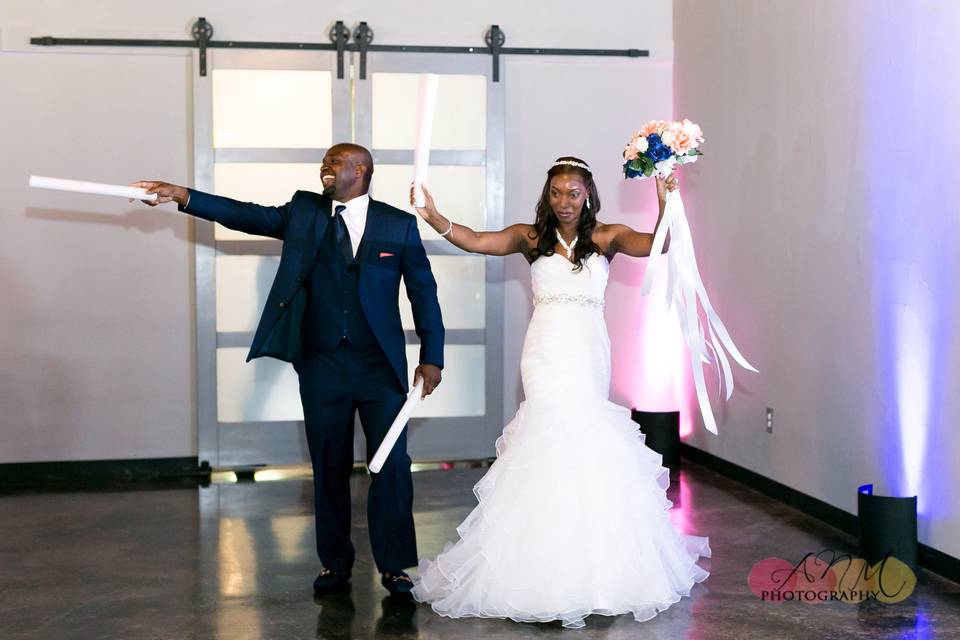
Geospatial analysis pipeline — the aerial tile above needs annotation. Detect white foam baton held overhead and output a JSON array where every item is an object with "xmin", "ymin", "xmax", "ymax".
[{"xmin": 412, "ymin": 73, "xmax": 439, "ymax": 208}]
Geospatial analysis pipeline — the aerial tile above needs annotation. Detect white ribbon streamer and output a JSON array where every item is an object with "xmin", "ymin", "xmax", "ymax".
[
  {"xmin": 412, "ymin": 74, "xmax": 439, "ymax": 208},
  {"xmin": 641, "ymin": 188, "xmax": 757, "ymax": 435},
  {"xmin": 368, "ymin": 379, "xmax": 424, "ymax": 474}
]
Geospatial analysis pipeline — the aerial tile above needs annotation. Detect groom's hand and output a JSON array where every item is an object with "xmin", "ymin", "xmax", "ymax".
[
  {"xmin": 413, "ymin": 364, "xmax": 442, "ymax": 399},
  {"xmin": 129, "ymin": 181, "xmax": 190, "ymax": 207}
]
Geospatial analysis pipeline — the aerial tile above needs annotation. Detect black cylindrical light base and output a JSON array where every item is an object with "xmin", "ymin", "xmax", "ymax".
[
  {"xmin": 630, "ymin": 410, "xmax": 681, "ymax": 467},
  {"xmin": 857, "ymin": 489, "xmax": 918, "ymax": 571}
]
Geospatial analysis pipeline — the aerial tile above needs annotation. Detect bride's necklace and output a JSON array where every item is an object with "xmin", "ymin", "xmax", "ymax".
[{"xmin": 556, "ymin": 231, "xmax": 578, "ymax": 258}]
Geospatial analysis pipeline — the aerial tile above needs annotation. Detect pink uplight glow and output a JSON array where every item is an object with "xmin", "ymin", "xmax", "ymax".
[{"xmin": 610, "ymin": 241, "xmax": 697, "ymax": 438}]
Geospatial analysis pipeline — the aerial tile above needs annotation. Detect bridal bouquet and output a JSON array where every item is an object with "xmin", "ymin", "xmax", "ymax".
[
  {"xmin": 622, "ymin": 119, "xmax": 756, "ymax": 436},
  {"xmin": 623, "ymin": 119, "xmax": 703, "ymax": 179}
]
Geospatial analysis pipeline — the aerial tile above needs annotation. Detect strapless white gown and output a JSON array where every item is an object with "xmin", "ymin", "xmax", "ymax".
[{"xmin": 412, "ymin": 253, "xmax": 710, "ymax": 629}]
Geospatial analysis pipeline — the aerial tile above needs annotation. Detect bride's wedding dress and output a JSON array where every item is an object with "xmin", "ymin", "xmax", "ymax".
[{"xmin": 412, "ymin": 252, "xmax": 710, "ymax": 629}]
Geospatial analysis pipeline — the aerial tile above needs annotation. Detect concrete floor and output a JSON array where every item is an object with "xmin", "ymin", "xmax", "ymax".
[{"xmin": 0, "ymin": 462, "xmax": 957, "ymax": 639}]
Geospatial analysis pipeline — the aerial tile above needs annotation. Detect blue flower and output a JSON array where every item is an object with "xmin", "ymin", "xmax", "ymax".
[
  {"xmin": 645, "ymin": 133, "xmax": 674, "ymax": 162},
  {"xmin": 623, "ymin": 163, "xmax": 645, "ymax": 179}
]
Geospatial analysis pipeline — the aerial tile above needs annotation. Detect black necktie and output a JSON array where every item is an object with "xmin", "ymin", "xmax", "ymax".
[{"xmin": 332, "ymin": 204, "xmax": 353, "ymax": 266}]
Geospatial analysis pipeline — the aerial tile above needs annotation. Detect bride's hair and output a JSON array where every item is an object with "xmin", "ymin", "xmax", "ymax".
[{"xmin": 528, "ymin": 156, "xmax": 602, "ymax": 271}]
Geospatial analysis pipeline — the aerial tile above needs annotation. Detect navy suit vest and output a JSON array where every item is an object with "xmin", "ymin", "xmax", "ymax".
[{"xmin": 301, "ymin": 221, "xmax": 379, "ymax": 351}]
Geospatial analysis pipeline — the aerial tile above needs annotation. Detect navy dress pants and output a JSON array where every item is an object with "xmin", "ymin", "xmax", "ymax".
[{"xmin": 294, "ymin": 343, "xmax": 417, "ymax": 573}]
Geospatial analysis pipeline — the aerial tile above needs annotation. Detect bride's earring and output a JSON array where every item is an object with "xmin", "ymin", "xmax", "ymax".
[{"xmin": 585, "ymin": 196, "xmax": 591, "ymax": 210}]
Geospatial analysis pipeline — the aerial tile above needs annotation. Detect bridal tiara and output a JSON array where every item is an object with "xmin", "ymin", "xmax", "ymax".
[{"xmin": 551, "ymin": 159, "xmax": 592, "ymax": 172}]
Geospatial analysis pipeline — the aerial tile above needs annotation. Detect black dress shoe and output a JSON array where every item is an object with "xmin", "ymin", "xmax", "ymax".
[
  {"xmin": 381, "ymin": 571, "xmax": 414, "ymax": 597},
  {"xmin": 314, "ymin": 567, "xmax": 352, "ymax": 594}
]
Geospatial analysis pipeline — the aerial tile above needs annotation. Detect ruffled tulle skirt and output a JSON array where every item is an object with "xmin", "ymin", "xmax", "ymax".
[{"xmin": 412, "ymin": 395, "xmax": 711, "ymax": 629}]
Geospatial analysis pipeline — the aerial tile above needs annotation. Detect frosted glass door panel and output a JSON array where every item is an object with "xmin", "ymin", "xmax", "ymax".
[
  {"xmin": 216, "ymin": 256, "xmax": 280, "ymax": 333},
  {"xmin": 406, "ymin": 345, "xmax": 485, "ymax": 417},
  {"xmin": 213, "ymin": 69, "xmax": 332, "ymax": 148},
  {"xmin": 213, "ymin": 163, "xmax": 323, "ymax": 240},
  {"xmin": 371, "ymin": 165, "xmax": 487, "ymax": 238},
  {"xmin": 399, "ymin": 256, "xmax": 485, "ymax": 330},
  {"xmin": 372, "ymin": 73, "xmax": 486, "ymax": 150},
  {"xmin": 217, "ymin": 348, "xmax": 303, "ymax": 423},
  {"xmin": 195, "ymin": 49, "xmax": 501, "ymax": 467}
]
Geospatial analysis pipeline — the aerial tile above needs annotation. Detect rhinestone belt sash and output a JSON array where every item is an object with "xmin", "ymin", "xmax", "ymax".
[{"xmin": 533, "ymin": 293, "xmax": 604, "ymax": 308}]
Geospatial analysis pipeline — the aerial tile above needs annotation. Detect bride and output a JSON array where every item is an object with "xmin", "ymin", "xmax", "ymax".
[{"xmin": 408, "ymin": 157, "xmax": 710, "ymax": 629}]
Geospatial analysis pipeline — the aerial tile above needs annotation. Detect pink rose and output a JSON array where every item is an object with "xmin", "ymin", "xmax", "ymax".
[
  {"xmin": 663, "ymin": 119, "xmax": 703, "ymax": 154},
  {"xmin": 639, "ymin": 120, "xmax": 670, "ymax": 137},
  {"xmin": 665, "ymin": 122, "xmax": 689, "ymax": 153},
  {"xmin": 669, "ymin": 135, "xmax": 686, "ymax": 153},
  {"xmin": 623, "ymin": 144, "xmax": 639, "ymax": 161},
  {"xmin": 680, "ymin": 119, "xmax": 704, "ymax": 144}
]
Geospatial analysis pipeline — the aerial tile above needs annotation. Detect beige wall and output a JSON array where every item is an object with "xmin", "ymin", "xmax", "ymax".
[
  {"xmin": 0, "ymin": 0, "xmax": 670, "ymax": 49},
  {"xmin": 674, "ymin": 0, "xmax": 960, "ymax": 558},
  {"xmin": 0, "ymin": 52, "xmax": 194, "ymax": 462}
]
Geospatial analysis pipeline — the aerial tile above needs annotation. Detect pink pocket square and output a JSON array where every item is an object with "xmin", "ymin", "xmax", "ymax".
[{"xmin": 379, "ymin": 252, "xmax": 395, "ymax": 258}]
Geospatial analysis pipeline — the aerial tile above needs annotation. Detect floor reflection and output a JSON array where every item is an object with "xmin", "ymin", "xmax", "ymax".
[
  {"xmin": 376, "ymin": 596, "xmax": 419, "ymax": 636},
  {"xmin": 2, "ymin": 464, "xmax": 957, "ymax": 639},
  {"xmin": 315, "ymin": 589, "xmax": 357, "ymax": 640}
]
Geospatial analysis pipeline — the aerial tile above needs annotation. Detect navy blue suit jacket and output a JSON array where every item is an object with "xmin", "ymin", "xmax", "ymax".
[{"xmin": 180, "ymin": 189, "xmax": 444, "ymax": 392}]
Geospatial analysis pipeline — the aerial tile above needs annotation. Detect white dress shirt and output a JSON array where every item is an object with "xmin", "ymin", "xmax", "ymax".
[{"xmin": 331, "ymin": 193, "xmax": 370, "ymax": 258}]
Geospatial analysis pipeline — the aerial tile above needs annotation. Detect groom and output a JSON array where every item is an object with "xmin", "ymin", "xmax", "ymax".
[{"xmin": 134, "ymin": 143, "xmax": 443, "ymax": 596}]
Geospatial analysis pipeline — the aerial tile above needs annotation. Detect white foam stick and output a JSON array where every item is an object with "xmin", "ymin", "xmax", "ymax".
[
  {"xmin": 412, "ymin": 73, "xmax": 439, "ymax": 207},
  {"xmin": 29, "ymin": 176, "xmax": 158, "ymax": 201},
  {"xmin": 368, "ymin": 379, "xmax": 424, "ymax": 474}
]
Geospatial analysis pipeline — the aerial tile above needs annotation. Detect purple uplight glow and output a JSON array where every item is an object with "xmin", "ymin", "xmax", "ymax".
[{"xmin": 863, "ymin": 5, "xmax": 958, "ymax": 513}]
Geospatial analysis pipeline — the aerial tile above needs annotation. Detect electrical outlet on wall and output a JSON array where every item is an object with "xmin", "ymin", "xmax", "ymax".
[{"xmin": 766, "ymin": 408, "xmax": 774, "ymax": 433}]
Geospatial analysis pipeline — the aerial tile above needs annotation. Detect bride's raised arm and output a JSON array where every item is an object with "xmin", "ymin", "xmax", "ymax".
[
  {"xmin": 600, "ymin": 174, "xmax": 678, "ymax": 258},
  {"xmin": 410, "ymin": 185, "xmax": 533, "ymax": 257}
]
